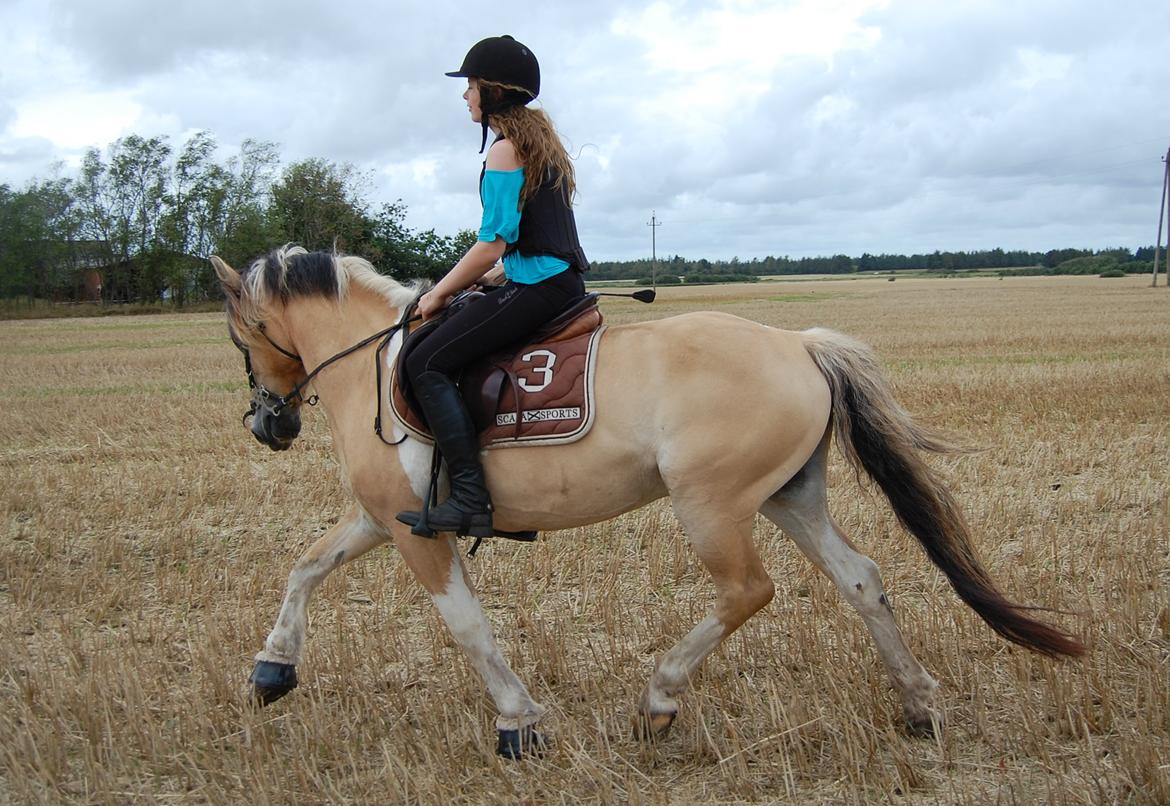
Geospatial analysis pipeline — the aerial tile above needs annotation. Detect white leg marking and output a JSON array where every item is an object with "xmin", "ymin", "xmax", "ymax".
[
  {"xmin": 643, "ymin": 615, "xmax": 726, "ymax": 715},
  {"xmin": 256, "ymin": 510, "xmax": 389, "ymax": 666},
  {"xmin": 397, "ymin": 437, "xmax": 437, "ymax": 501},
  {"xmin": 760, "ymin": 493, "xmax": 939, "ymax": 726},
  {"xmin": 430, "ymin": 547, "xmax": 546, "ymax": 731}
]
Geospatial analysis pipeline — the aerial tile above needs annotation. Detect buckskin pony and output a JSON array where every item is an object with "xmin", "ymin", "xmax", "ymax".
[{"xmin": 213, "ymin": 246, "xmax": 1083, "ymax": 759}]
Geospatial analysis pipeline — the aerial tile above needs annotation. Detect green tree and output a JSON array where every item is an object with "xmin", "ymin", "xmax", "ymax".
[
  {"xmin": 208, "ymin": 139, "xmax": 282, "ymax": 272},
  {"xmin": 160, "ymin": 134, "xmax": 283, "ymax": 301},
  {"xmin": 269, "ymin": 158, "xmax": 370, "ymax": 253},
  {"xmin": 1043, "ymin": 248, "xmax": 1091, "ymax": 268},
  {"xmin": 73, "ymin": 135, "xmax": 172, "ymax": 300},
  {"xmin": 369, "ymin": 200, "xmax": 476, "ymax": 281},
  {"xmin": 0, "ymin": 178, "xmax": 80, "ymax": 298},
  {"xmin": 829, "ymin": 254, "xmax": 853, "ymax": 274},
  {"xmin": 157, "ymin": 131, "xmax": 222, "ymax": 303}
]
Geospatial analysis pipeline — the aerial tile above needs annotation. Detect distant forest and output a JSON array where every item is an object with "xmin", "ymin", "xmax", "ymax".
[
  {"xmin": 0, "ymin": 130, "xmax": 1158, "ymax": 304},
  {"xmin": 592, "ymin": 248, "xmax": 1158, "ymax": 284}
]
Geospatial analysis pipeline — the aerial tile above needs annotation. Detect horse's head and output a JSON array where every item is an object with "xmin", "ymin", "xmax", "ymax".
[{"xmin": 213, "ymin": 254, "xmax": 306, "ymax": 451}]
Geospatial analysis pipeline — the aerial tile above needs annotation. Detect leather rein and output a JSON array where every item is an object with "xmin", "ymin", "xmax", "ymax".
[{"xmin": 235, "ymin": 301, "xmax": 420, "ymax": 445}]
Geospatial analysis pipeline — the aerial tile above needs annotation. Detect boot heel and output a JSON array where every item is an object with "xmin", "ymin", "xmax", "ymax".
[
  {"xmin": 410, "ymin": 521, "xmax": 438, "ymax": 538},
  {"xmin": 462, "ymin": 517, "xmax": 495, "ymax": 539},
  {"xmin": 394, "ymin": 510, "xmax": 439, "ymax": 538}
]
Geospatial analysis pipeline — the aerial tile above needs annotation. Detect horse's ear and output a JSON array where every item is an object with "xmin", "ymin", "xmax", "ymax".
[{"xmin": 211, "ymin": 255, "xmax": 241, "ymax": 296}]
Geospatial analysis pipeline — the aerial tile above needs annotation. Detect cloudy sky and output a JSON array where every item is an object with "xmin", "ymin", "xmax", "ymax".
[{"xmin": 1, "ymin": 0, "xmax": 1167, "ymax": 261}]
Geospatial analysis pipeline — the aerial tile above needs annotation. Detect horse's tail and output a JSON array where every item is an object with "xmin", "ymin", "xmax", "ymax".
[{"xmin": 800, "ymin": 327, "xmax": 1085, "ymax": 658}]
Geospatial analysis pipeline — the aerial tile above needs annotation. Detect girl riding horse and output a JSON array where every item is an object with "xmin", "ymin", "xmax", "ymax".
[{"xmin": 398, "ymin": 35, "xmax": 589, "ymax": 539}]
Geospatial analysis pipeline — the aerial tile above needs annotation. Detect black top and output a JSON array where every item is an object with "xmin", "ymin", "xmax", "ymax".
[
  {"xmin": 506, "ymin": 167, "xmax": 590, "ymax": 274},
  {"xmin": 479, "ymin": 138, "xmax": 590, "ymax": 274}
]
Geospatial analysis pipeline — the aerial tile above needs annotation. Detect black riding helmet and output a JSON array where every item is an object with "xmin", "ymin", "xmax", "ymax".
[{"xmin": 446, "ymin": 35, "xmax": 540, "ymax": 152}]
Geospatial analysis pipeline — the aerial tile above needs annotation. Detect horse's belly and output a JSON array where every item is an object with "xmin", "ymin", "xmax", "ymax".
[{"xmin": 487, "ymin": 423, "xmax": 665, "ymax": 531}]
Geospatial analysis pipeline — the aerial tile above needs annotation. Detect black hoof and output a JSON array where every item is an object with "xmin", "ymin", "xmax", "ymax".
[
  {"xmin": 249, "ymin": 660, "xmax": 298, "ymax": 706},
  {"xmin": 905, "ymin": 713, "xmax": 942, "ymax": 739},
  {"xmin": 496, "ymin": 725, "xmax": 548, "ymax": 760}
]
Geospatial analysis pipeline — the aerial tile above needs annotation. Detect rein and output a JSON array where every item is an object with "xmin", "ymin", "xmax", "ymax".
[{"xmin": 238, "ymin": 303, "xmax": 420, "ymax": 438}]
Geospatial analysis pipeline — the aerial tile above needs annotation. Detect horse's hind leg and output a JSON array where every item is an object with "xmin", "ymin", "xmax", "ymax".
[
  {"xmin": 635, "ymin": 500, "xmax": 776, "ymax": 740},
  {"xmin": 759, "ymin": 437, "xmax": 941, "ymax": 735},
  {"xmin": 251, "ymin": 507, "xmax": 391, "ymax": 704}
]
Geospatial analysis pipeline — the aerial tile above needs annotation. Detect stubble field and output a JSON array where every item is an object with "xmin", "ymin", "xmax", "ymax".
[{"xmin": 1, "ymin": 274, "xmax": 1167, "ymax": 804}]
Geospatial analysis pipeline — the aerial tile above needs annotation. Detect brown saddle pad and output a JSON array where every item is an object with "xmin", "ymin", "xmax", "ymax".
[{"xmin": 390, "ymin": 294, "xmax": 606, "ymax": 449}]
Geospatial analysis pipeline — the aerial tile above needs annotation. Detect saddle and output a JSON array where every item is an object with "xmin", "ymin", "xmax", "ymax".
[{"xmin": 390, "ymin": 292, "xmax": 606, "ymax": 448}]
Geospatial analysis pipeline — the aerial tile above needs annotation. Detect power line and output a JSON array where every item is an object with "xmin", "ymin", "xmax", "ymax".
[{"xmin": 969, "ymin": 136, "xmax": 1169, "ymax": 176}]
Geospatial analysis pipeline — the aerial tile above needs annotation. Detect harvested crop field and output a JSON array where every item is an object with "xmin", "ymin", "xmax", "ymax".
[{"xmin": 1, "ymin": 274, "xmax": 1167, "ymax": 804}]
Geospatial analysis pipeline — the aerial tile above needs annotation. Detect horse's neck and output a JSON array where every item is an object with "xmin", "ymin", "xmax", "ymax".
[
  {"xmin": 283, "ymin": 289, "xmax": 413, "ymax": 504},
  {"xmin": 286, "ymin": 290, "xmax": 398, "ymax": 370},
  {"xmin": 284, "ymin": 290, "xmax": 400, "ymax": 417}
]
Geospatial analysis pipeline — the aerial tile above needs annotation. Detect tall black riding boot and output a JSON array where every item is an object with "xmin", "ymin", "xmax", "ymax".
[{"xmin": 396, "ymin": 370, "xmax": 494, "ymax": 537}]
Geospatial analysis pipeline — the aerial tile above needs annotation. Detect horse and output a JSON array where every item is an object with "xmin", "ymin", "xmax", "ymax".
[{"xmin": 212, "ymin": 245, "xmax": 1083, "ymax": 758}]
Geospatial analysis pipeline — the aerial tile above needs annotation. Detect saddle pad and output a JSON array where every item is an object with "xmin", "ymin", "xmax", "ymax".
[{"xmin": 389, "ymin": 324, "xmax": 607, "ymax": 450}]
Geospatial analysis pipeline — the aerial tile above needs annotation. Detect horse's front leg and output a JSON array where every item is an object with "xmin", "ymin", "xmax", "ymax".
[
  {"xmin": 393, "ymin": 526, "xmax": 547, "ymax": 758},
  {"xmin": 251, "ymin": 507, "xmax": 391, "ymax": 704}
]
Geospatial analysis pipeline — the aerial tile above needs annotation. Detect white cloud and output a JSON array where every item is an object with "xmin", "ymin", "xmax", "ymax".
[
  {"xmin": 613, "ymin": 0, "xmax": 885, "ymax": 73},
  {"xmin": 11, "ymin": 91, "xmax": 146, "ymax": 150},
  {"xmin": 1010, "ymin": 48, "xmax": 1074, "ymax": 90},
  {"xmin": 0, "ymin": 0, "xmax": 1166, "ymax": 261}
]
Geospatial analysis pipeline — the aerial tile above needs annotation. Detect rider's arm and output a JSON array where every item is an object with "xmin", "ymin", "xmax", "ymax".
[
  {"xmin": 419, "ymin": 140, "xmax": 523, "ymax": 318},
  {"xmin": 427, "ymin": 240, "xmax": 505, "ymax": 299}
]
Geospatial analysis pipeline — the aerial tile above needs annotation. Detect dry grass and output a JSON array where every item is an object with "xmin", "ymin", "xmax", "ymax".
[{"xmin": 1, "ymin": 275, "xmax": 1167, "ymax": 804}]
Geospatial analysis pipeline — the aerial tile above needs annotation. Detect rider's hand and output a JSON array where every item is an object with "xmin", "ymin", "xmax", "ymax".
[{"xmin": 418, "ymin": 289, "xmax": 452, "ymax": 320}]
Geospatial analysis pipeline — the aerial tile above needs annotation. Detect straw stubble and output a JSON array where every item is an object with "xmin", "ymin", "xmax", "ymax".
[{"xmin": 1, "ymin": 275, "xmax": 1166, "ymax": 803}]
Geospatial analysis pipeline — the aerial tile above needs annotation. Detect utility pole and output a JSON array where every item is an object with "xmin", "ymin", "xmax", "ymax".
[
  {"xmin": 647, "ymin": 210, "xmax": 661, "ymax": 287},
  {"xmin": 1153, "ymin": 147, "xmax": 1169, "ymax": 287}
]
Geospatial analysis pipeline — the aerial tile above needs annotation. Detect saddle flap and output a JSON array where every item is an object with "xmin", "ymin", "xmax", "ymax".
[
  {"xmin": 389, "ymin": 292, "xmax": 605, "ymax": 448},
  {"xmin": 474, "ymin": 368, "xmax": 508, "ymax": 433}
]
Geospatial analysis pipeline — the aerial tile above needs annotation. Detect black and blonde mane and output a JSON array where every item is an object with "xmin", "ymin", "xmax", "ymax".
[{"xmin": 233, "ymin": 245, "xmax": 423, "ymax": 327}]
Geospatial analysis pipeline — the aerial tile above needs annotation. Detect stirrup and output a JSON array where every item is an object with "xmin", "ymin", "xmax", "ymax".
[
  {"xmin": 394, "ymin": 510, "xmax": 537, "ymax": 543},
  {"xmin": 427, "ymin": 502, "xmax": 495, "ymax": 538}
]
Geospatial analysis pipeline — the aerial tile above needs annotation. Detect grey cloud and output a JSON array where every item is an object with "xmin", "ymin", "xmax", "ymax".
[
  {"xmin": 2, "ymin": 0, "xmax": 1166, "ymax": 261},
  {"xmin": 45, "ymin": 1, "xmax": 458, "ymax": 80}
]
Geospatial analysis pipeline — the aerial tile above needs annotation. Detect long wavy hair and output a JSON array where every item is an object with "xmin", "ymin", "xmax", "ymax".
[{"xmin": 480, "ymin": 79, "xmax": 576, "ymax": 204}]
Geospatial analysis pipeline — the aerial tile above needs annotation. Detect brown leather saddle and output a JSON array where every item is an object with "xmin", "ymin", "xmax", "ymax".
[{"xmin": 390, "ymin": 292, "xmax": 606, "ymax": 448}]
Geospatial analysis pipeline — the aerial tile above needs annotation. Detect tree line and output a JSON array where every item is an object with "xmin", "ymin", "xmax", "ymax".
[
  {"xmin": 590, "ymin": 247, "xmax": 1158, "ymax": 281},
  {"xmin": 0, "ymin": 129, "xmax": 1157, "ymax": 304},
  {"xmin": 0, "ymin": 131, "xmax": 475, "ymax": 303}
]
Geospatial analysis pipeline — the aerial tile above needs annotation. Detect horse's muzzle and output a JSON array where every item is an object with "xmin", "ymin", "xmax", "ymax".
[{"xmin": 251, "ymin": 407, "xmax": 302, "ymax": 451}]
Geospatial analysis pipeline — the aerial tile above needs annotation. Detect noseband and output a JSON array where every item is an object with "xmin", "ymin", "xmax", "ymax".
[{"xmin": 236, "ymin": 322, "xmax": 313, "ymax": 422}]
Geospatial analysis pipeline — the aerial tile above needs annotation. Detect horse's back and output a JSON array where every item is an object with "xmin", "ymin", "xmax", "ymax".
[
  {"xmin": 487, "ymin": 310, "xmax": 830, "ymax": 529},
  {"xmin": 597, "ymin": 311, "xmax": 831, "ymax": 498},
  {"xmin": 600, "ymin": 310, "xmax": 828, "ymax": 412}
]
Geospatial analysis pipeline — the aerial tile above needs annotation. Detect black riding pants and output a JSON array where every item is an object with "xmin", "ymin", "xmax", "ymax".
[{"xmin": 405, "ymin": 269, "xmax": 586, "ymax": 383}]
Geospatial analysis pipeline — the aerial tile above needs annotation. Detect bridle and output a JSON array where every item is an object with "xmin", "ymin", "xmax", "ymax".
[
  {"xmin": 233, "ymin": 301, "xmax": 420, "ymax": 432},
  {"xmin": 233, "ymin": 322, "xmax": 312, "ymax": 422}
]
